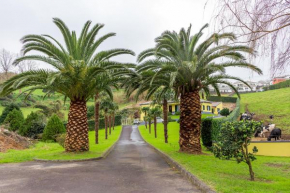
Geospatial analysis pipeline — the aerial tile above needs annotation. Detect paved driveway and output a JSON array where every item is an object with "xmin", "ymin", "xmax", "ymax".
[{"xmin": 0, "ymin": 125, "xmax": 200, "ymax": 193}]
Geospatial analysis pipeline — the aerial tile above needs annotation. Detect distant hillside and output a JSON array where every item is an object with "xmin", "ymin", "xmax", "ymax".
[{"xmin": 240, "ymin": 88, "xmax": 290, "ymax": 133}]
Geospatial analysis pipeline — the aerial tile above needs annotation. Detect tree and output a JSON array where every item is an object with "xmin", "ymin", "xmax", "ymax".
[
  {"xmin": 220, "ymin": 108, "xmax": 230, "ymax": 117},
  {"xmin": 0, "ymin": 18, "xmax": 135, "ymax": 152},
  {"xmin": 43, "ymin": 114, "xmax": 66, "ymax": 141},
  {"xmin": 19, "ymin": 111, "xmax": 46, "ymax": 137},
  {"xmin": 111, "ymin": 102, "xmax": 119, "ymax": 131},
  {"xmin": 0, "ymin": 49, "xmax": 15, "ymax": 77},
  {"xmin": 141, "ymin": 107, "xmax": 150, "ymax": 128},
  {"xmin": 137, "ymin": 24, "xmax": 262, "ymax": 154},
  {"xmin": 213, "ymin": 121, "xmax": 261, "ymax": 181},
  {"xmin": 4, "ymin": 109, "xmax": 24, "ymax": 132},
  {"xmin": 0, "ymin": 103, "xmax": 20, "ymax": 124},
  {"xmin": 149, "ymin": 107, "xmax": 162, "ymax": 138},
  {"xmin": 211, "ymin": 0, "xmax": 290, "ymax": 75}
]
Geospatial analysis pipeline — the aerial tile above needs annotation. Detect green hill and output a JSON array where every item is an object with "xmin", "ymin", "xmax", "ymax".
[{"xmin": 240, "ymin": 87, "xmax": 290, "ymax": 133}]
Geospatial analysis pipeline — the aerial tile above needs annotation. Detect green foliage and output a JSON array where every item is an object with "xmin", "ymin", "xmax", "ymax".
[
  {"xmin": 4, "ymin": 109, "xmax": 24, "ymax": 132},
  {"xmin": 42, "ymin": 114, "xmax": 66, "ymax": 141},
  {"xmin": 0, "ymin": 103, "xmax": 20, "ymax": 124},
  {"xmin": 174, "ymin": 111, "xmax": 180, "ymax": 115},
  {"xmin": 201, "ymin": 118, "xmax": 213, "ymax": 148},
  {"xmin": 56, "ymin": 133, "xmax": 66, "ymax": 148},
  {"xmin": 201, "ymin": 99, "xmax": 240, "ymax": 147},
  {"xmin": 213, "ymin": 120, "xmax": 261, "ymax": 180},
  {"xmin": 266, "ymin": 79, "xmax": 290, "ymax": 90},
  {"xmin": 220, "ymin": 108, "xmax": 230, "ymax": 116},
  {"xmin": 19, "ymin": 111, "xmax": 46, "ymax": 137},
  {"xmin": 207, "ymin": 96, "xmax": 237, "ymax": 103},
  {"xmin": 87, "ymin": 105, "xmax": 95, "ymax": 119},
  {"xmin": 88, "ymin": 115, "xmax": 122, "ymax": 131}
]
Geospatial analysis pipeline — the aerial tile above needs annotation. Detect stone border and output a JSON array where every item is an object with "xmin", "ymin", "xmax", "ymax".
[
  {"xmin": 33, "ymin": 128, "xmax": 122, "ymax": 163},
  {"xmin": 137, "ymin": 127, "xmax": 216, "ymax": 193}
]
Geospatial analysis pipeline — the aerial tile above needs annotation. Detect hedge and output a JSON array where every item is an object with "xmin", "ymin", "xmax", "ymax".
[
  {"xmin": 264, "ymin": 79, "xmax": 290, "ymax": 90},
  {"xmin": 201, "ymin": 98, "xmax": 240, "ymax": 148},
  {"xmin": 88, "ymin": 115, "xmax": 122, "ymax": 131},
  {"xmin": 206, "ymin": 96, "xmax": 237, "ymax": 103}
]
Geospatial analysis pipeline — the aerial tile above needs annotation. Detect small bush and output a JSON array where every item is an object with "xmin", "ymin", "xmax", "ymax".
[
  {"xmin": 167, "ymin": 116, "xmax": 176, "ymax": 122},
  {"xmin": 201, "ymin": 118, "xmax": 213, "ymax": 148},
  {"xmin": 220, "ymin": 108, "xmax": 230, "ymax": 117},
  {"xmin": 4, "ymin": 109, "xmax": 24, "ymax": 132},
  {"xmin": 19, "ymin": 111, "xmax": 46, "ymax": 137},
  {"xmin": 42, "ymin": 114, "xmax": 66, "ymax": 141},
  {"xmin": 0, "ymin": 103, "xmax": 20, "ymax": 124},
  {"xmin": 87, "ymin": 105, "xmax": 95, "ymax": 119},
  {"xmin": 56, "ymin": 133, "xmax": 66, "ymax": 148},
  {"xmin": 174, "ymin": 111, "xmax": 180, "ymax": 115}
]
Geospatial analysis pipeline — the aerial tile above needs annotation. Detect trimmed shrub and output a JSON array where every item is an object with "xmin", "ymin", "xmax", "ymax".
[
  {"xmin": 175, "ymin": 111, "xmax": 180, "ymax": 115},
  {"xmin": 19, "ymin": 111, "xmax": 46, "ymax": 137},
  {"xmin": 266, "ymin": 79, "xmax": 290, "ymax": 90},
  {"xmin": 207, "ymin": 96, "xmax": 237, "ymax": 103},
  {"xmin": 0, "ymin": 103, "xmax": 20, "ymax": 124},
  {"xmin": 201, "ymin": 118, "xmax": 213, "ymax": 148},
  {"xmin": 220, "ymin": 108, "xmax": 230, "ymax": 117},
  {"xmin": 4, "ymin": 109, "xmax": 24, "ymax": 132},
  {"xmin": 56, "ymin": 133, "xmax": 66, "ymax": 148},
  {"xmin": 42, "ymin": 114, "xmax": 66, "ymax": 141}
]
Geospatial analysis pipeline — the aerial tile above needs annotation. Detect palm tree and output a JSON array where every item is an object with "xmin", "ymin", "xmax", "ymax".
[
  {"xmin": 111, "ymin": 102, "xmax": 119, "ymax": 131},
  {"xmin": 152, "ymin": 89, "xmax": 175, "ymax": 143},
  {"xmin": 137, "ymin": 24, "xmax": 262, "ymax": 154},
  {"xmin": 141, "ymin": 107, "xmax": 150, "ymax": 128},
  {"xmin": 0, "ymin": 18, "xmax": 135, "ymax": 152},
  {"xmin": 149, "ymin": 107, "xmax": 162, "ymax": 138},
  {"xmin": 100, "ymin": 98, "xmax": 114, "ymax": 139}
]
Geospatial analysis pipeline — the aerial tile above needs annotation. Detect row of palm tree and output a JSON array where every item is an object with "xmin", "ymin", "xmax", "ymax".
[{"xmin": 0, "ymin": 18, "xmax": 262, "ymax": 154}]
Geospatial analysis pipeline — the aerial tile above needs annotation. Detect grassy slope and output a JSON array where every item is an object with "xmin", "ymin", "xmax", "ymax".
[
  {"xmin": 0, "ymin": 126, "xmax": 122, "ymax": 163},
  {"xmin": 240, "ymin": 88, "xmax": 290, "ymax": 133},
  {"xmin": 139, "ymin": 123, "xmax": 290, "ymax": 193}
]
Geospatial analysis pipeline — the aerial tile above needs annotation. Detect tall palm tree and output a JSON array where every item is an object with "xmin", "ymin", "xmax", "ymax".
[
  {"xmin": 111, "ymin": 102, "xmax": 119, "ymax": 131},
  {"xmin": 100, "ymin": 98, "xmax": 114, "ymax": 139},
  {"xmin": 141, "ymin": 106, "xmax": 150, "ymax": 128},
  {"xmin": 137, "ymin": 24, "xmax": 262, "ymax": 154},
  {"xmin": 0, "ymin": 18, "xmax": 135, "ymax": 152}
]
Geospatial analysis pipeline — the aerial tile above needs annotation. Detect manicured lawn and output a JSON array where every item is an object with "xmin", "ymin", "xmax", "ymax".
[
  {"xmin": 0, "ymin": 126, "xmax": 122, "ymax": 163},
  {"xmin": 139, "ymin": 122, "xmax": 290, "ymax": 193},
  {"xmin": 239, "ymin": 88, "xmax": 290, "ymax": 133}
]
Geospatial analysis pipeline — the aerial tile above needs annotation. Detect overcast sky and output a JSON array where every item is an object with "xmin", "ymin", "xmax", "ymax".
[{"xmin": 0, "ymin": 0, "xmax": 274, "ymax": 81}]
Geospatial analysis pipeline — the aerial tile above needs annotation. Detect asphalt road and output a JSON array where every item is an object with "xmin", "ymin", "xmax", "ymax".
[{"xmin": 0, "ymin": 125, "xmax": 201, "ymax": 193}]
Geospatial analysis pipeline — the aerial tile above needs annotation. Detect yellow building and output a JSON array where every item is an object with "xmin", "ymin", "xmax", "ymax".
[{"xmin": 139, "ymin": 100, "xmax": 223, "ymax": 120}]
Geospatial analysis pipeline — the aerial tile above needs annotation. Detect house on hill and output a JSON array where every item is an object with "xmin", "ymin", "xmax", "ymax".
[
  {"xmin": 139, "ymin": 99, "xmax": 223, "ymax": 120},
  {"xmin": 271, "ymin": 75, "xmax": 290, "ymax": 85}
]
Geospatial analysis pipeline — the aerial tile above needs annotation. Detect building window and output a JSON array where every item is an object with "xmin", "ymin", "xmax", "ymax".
[
  {"xmin": 203, "ymin": 105, "xmax": 205, "ymax": 110},
  {"xmin": 207, "ymin": 106, "xmax": 211, "ymax": 111},
  {"xmin": 217, "ymin": 108, "xmax": 220, "ymax": 112}
]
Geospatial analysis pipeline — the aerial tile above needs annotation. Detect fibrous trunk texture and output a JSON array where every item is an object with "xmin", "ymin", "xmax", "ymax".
[
  {"xmin": 94, "ymin": 93, "xmax": 99, "ymax": 144},
  {"xmin": 112, "ymin": 113, "xmax": 115, "ymax": 130},
  {"xmin": 105, "ymin": 115, "xmax": 108, "ymax": 139},
  {"xmin": 154, "ymin": 116, "xmax": 157, "ymax": 138},
  {"xmin": 179, "ymin": 90, "xmax": 202, "ymax": 154},
  {"xmin": 109, "ymin": 115, "xmax": 112, "ymax": 135},
  {"xmin": 65, "ymin": 100, "xmax": 89, "ymax": 152},
  {"xmin": 148, "ymin": 119, "xmax": 152, "ymax": 134},
  {"xmin": 163, "ymin": 99, "xmax": 168, "ymax": 143}
]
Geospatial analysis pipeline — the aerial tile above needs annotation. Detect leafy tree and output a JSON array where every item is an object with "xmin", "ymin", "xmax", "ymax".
[
  {"xmin": 220, "ymin": 108, "xmax": 230, "ymax": 117},
  {"xmin": 136, "ymin": 24, "xmax": 262, "ymax": 154},
  {"xmin": 87, "ymin": 105, "xmax": 95, "ymax": 119},
  {"xmin": 0, "ymin": 103, "xmax": 20, "ymax": 124},
  {"xmin": 149, "ymin": 107, "xmax": 162, "ymax": 138},
  {"xmin": 213, "ymin": 121, "xmax": 261, "ymax": 181},
  {"xmin": 0, "ymin": 18, "xmax": 135, "ymax": 152},
  {"xmin": 4, "ymin": 109, "xmax": 24, "ymax": 132},
  {"xmin": 42, "ymin": 114, "xmax": 66, "ymax": 141}
]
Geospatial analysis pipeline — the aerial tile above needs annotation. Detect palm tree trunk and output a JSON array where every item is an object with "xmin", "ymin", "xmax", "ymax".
[
  {"xmin": 65, "ymin": 100, "xmax": 89, "ymax": 152},
  {"xmin": 163, "ymin": 99, "xmax": 168, "ymax": 143},
  {"xmin": 105, "ymin": 115, "xmax": 108, "ymax": 140},
  {"xmin": 144, "ymin": 112, "xmax": 147, "ymax": 129},
  {"xmin": 154, "ymin": 116, "xmax": 157, "ymax": 138},
  {"xmin": 148, "ymin": 119, "xmax": 152, "ymax": 134},
  {"xmin": 112, "ymin": 112, "xmax": 115, "ymax": 130},
  {"xmin": 179, "ymin": 90, "xmax": 202, "ymax": 154},
  {"xmin": 109, "ymin": 115, "xmax": 112, "ymax": 135},
  {"xmin": 94, "ymin": 93, "xmax": 100, "ymax": 144}
]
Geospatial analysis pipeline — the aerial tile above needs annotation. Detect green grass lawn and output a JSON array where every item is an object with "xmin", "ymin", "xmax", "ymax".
[
  {"xmin": 239, "ymin": 88, "xmax": 290, "ymax": 133},
  {"xmin": 139, "ymin": 122, "xmax": 290, "ymax": 193},
  {"xmin": 0, "ymin": 126, "xmax": 122, "ymax": 164}
]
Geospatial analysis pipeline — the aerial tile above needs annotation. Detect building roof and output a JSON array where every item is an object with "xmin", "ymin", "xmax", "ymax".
[{"xmin": 210, "ymin": 102, "xmax": 221, "ymax": 107}]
